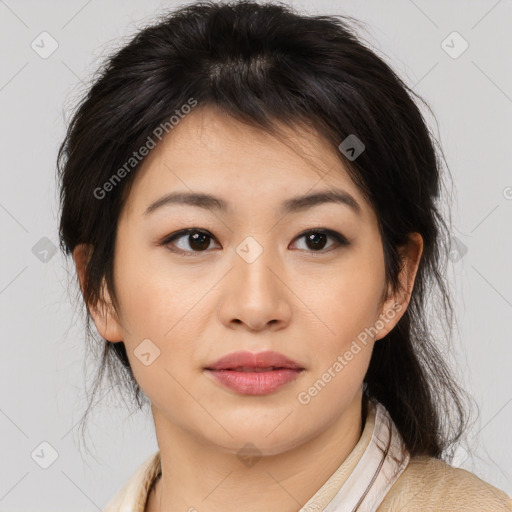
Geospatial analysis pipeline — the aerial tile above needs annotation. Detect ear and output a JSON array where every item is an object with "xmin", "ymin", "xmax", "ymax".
[
  {"xmin": 374, "ymin": 232, "xmax": 423, "ymax": 341},
  {"xmin": 72, "ymin": 243, "xmax": 124, "ymax": 342}
]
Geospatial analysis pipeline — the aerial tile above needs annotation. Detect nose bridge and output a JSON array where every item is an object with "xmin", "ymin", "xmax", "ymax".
[
  {"xmin": 218, "ymin": 233, "xmax": 290, "ymax": 329},
  {"xmin": 234, "ymin": 234, "xmax": 279, "ymax": 292}
]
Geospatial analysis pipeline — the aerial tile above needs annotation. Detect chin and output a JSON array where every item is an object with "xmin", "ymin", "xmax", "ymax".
[{"xmin": 195, "ymin": 419, "xmax": 314, "ymax": 457}]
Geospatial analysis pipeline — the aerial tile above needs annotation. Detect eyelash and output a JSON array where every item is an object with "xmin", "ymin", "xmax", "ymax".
[{"xmin": 160, "ymin": 228, "xmax": 350, "ymax": 257}]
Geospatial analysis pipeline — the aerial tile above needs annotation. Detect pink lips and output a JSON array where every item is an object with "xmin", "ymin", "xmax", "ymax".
[{"xmin": 204, "ymin": 350, "xmax": 305, "ymax": 395}]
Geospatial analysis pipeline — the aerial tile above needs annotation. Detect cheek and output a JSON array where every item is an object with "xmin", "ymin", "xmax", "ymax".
[
  {"xmin": 113, "ymin": 260, "xmax": 202, "ymax": 403},
  {"xmin": 113, "ymin": 238, "xmax": 192, "ymax": 334},
  {"xmin": 110, "ymin": 245, "xmax": 193, "ymax": 385},
  {"xmin": 295, "ymin": 262, "xmax": 382, "ymax": 413},
  {"xmin": 295, "ymin": 250, "xmax": 385, "ymax": 406},
  {"xmin": 306, "ymin": 249, "xmax": 385, "ymax": 348}
]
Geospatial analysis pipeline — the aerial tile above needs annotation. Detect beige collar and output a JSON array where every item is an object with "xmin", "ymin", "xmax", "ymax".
[{"xmin": 318, "ymin": 400, "xmax": 410, "ymax": 512}]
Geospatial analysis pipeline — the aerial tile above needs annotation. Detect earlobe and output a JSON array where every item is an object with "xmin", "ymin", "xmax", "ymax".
[{"xmin": 72, "ymin": 244, "xmax": 124, "ymax": 342}]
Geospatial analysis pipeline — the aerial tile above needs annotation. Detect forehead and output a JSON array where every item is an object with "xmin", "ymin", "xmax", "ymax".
[{"xmin": 120, "ymin": 106, "xmax": 371, "ymax": 220}]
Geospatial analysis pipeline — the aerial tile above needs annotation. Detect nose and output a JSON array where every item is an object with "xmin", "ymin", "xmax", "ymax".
[{"xmin": 217, "ymin": 240, "xmax": 292, "ymax": 332}]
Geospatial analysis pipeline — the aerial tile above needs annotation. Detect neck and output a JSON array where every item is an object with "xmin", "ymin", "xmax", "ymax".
[{"xmin": 145, "ymin": 394, "xmax": 365, "ymax": 512}]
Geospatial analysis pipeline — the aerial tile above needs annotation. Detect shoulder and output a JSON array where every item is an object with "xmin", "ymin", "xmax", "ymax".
[{"xmin": 378, "ymin": 455, "xmax": 512, "ymax": 511}]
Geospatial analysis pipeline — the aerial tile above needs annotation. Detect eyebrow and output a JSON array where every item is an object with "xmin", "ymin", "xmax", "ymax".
[{"xmin": 144, "ymin": 189, "xmax": 361, "ymax": 217}]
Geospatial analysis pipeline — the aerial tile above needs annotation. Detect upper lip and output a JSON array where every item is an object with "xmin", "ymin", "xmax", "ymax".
[{"xmin": 205, "ymin": 350, "xmax": 304, "ymax": 371}]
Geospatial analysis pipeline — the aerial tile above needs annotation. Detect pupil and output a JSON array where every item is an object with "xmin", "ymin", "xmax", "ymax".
[
  {"xmin": 190, "ymin": 232, "xmax": 209, "ymax": 251},
  {"xmin": 306, "ymin": 232, "xmax": 327, "ymax": 250}
]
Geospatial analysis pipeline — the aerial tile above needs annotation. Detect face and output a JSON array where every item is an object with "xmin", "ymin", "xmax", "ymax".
[{"xmin": 75, "ymin": 106, "xmax": 421, "ymax": 456}]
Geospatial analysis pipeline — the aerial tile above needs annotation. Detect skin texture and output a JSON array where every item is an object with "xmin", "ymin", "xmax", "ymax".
[{"xmin": 73, "ymin": 106, "xmax": 423, "ymax": 512}]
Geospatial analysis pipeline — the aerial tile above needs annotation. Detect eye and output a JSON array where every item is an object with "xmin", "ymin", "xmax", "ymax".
[
  {"xmin": 162, "ymin": 228, "xmax": 220, "ymax": 256},
  {"xmin": 161, "ymin": 227, "xmax": 349, "ymax": 256},
  {"xmin": 291, "ymin": 229, "xmax": 349, "ymax": 253}
]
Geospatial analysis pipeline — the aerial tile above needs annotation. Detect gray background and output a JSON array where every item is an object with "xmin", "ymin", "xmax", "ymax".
[{"xmin": 1, "ymin": 0, "xmax": 511, "ymax": 510}]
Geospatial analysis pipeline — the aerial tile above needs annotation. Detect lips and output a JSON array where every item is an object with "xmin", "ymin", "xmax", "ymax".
[
  {"xmin": 205, "ymin": 350, "xmax": 303, "ymax": 371},
  {"xmin": 227, "ymin": 367, "xmax": 282, "ymax": 372},
  {"xmin": 204, "ymin": 351, "xmax": 305, "ymax": 395}
]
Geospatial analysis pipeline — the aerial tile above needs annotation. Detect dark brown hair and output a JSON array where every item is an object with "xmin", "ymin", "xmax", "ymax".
[{"xmin": 57, "ymin": 0, "xmax": 468, "ymax": 458}]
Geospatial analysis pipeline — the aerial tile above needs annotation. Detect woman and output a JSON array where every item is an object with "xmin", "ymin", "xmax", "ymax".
[{"xmin": 56, "ymin": 1, "xmax": 512, "ymax": 510}]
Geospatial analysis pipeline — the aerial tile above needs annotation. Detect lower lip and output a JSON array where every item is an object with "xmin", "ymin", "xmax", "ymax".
[{"xmin": 205, "ymin": 368, "xmax": 304, "ymax": 395}]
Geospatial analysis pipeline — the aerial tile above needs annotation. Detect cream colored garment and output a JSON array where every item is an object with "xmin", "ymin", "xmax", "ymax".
[
  {"xmin": 319, "ymin": 401, "xmax": 410, "ymax": 511},
  {"xmin": 104, "ymin": 400, "xmax": 512, "ymax": 511},
  {"xmin": 378, "ymin": 456, "xmax": 512, "ymax": 511}
]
